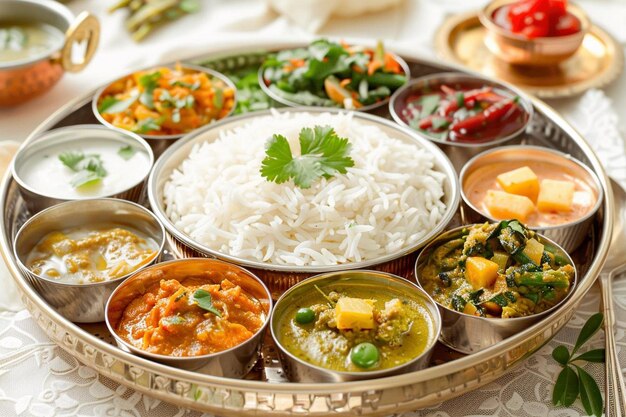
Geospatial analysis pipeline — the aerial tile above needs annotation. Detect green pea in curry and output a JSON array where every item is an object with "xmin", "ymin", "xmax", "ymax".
[
  {"xmin": 420, "ymin": 220, "xmax": 575, "ymax": 318},
  {"xmin": 277, "ymin": 285, "xmax": 434, "ymax": 372}
]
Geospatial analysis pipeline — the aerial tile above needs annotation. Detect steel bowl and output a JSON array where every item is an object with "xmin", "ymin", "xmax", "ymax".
[
  {"xmin": 92, "ymin": 64, "xmax": 237, "ymax": 157},
  {"xmin": 11, "ymin": 124, "xmax": 154, "ymax": 214},
  {"xmin": 0, "ymin": 0, "xmax": 99, "ymax": 106},
  {"xmin": 479, "ymin": 0, "xmax": 590, "ymax": 66},
  {"xmin": 270, "ymin": 270, "xmax": 441, "ymax": 382},
  {"xmin": 389, "ymin": 72, "xmax": 533, "ymax": 172},
  {"xmin": 13, "ymin": 198, "xmax": 166, "ymax": 323},
  {"xmin": 147, "ymin": 107, "xmax": 459, "ymax": 297},
  {"xmin": 258, "ymin": 47, "xmax": 410, "ymax": 113},
  {"xmin": 459, "ymin": 145, "xmax": 603, "ymax": 252},
  {"xmin": 415, "ymin": 224, "xmax": 577, "ymax": 354},
  {"xmin": 105, "ymin": 258, "xmax": 272, "ymax": 377}
]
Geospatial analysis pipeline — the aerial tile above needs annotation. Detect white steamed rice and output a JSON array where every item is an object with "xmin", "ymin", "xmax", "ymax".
[{"xmin": 163, "ymin": 111, "xmax": 447, "ymax": 266}]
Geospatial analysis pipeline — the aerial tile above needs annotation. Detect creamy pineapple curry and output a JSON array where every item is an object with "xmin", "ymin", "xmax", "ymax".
[
  {"xmin": 420, "ymin": 221, "xmax": 575, "ymax": 318},
  {"xmin": 27, "ymin": 224, "xmax": 159, "ymax": 284},
  {"xmin": 276, "ymin": 284, "xmax": 435, "ymax": 372},
  {"xmin": 464, "ymin": 162, "xmax": 597, "ymax": 227}
]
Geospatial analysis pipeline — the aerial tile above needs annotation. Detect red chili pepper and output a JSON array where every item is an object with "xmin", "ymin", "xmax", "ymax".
[
  {"xmin": 462, "ymin": 87, "xmax": 494, "ymax": 103},
  {"xmin": 418, "ymin": 115, "xmax": 434, "ymax": 129},
  {"xmin": 440, "ymin": 100, "xmax": 458, "ymax": 116},
  {"xmin": 450, "ymin": 98, "xmax": 517, "ymax": 135}
]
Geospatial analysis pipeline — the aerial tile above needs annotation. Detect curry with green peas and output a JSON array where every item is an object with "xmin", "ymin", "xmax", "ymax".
[
  {"xmin": 276, "ymin": 285, "xmax": 435, "ymax": 372},
  {"xmin": 420, "ymin": 221, "xmax": 575, "ymax": 318}
]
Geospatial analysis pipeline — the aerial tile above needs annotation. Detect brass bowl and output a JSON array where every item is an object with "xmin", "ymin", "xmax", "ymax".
[
  {"xmin": 479, "ymin": 0, "xmax": 590, "ymax": 66},
  {"xmin": 0, "ymin": 0, "xmax": 99, "ymax": 106}
]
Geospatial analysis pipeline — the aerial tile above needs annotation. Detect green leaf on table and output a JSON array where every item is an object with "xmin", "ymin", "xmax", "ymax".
[
  {"xmin": 575, "ymin": 365, "xmax": 603, "ymax": 417},
  {"xmin": 552, "ymin": 366, "xmax": 579, "ymax": 407},
  {"xmin": 571, "ymin": 349, "xmax": 605, "ymax": 363},
  {"xmin": 193, "ymin": 289, "xmax": 221, "ymax": 317},
  {"xmin": 260, "ymin": 125, "xmax": 354, "ymax": 189},
  {"xmin": 552, "ymin": 345, "xmax": 570, "ymax": 366},
  {"xmin": 573, "ymin": 313, "xmax": 604, "ymax": 354},
  {"xmin": 117, "ymin": 145, "xmax": 136, "ymax": 160}
]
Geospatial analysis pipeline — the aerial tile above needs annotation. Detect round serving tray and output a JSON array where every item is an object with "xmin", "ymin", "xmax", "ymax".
[{"xmin": 0, "ymin": 41, "xmax": 613, "ymax": 416}]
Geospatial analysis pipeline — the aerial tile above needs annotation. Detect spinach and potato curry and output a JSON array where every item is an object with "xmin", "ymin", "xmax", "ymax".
[
  {"xmin": 420, "ymin": 221, "xmax": 575, "ymax": 318},
  {"xmin": 276, "ymin": 284, "xmax": 435, "ymax": 372}
]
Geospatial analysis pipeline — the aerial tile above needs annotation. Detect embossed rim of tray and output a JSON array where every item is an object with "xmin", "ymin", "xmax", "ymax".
[{"xmin": 0, "ymin": 41, "xmax": 613, "ymax": 416}]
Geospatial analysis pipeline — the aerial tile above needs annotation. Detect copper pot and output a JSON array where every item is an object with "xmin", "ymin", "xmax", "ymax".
[
  {"xmin": 0, "ymin": 0, "xmax": 99, "ymax": 106},
  {"xmin": 479, "ymin": 0, "xmax": 590, "ymax": 66}
]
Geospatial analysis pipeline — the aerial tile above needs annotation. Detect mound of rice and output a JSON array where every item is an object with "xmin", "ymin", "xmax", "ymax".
[{"xmin": 164, "ymin": 111, "xmax": 448, "ymax": 266}]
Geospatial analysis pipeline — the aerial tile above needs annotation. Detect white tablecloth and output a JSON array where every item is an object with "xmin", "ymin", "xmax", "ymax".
[{"xmin": 1, "ymin": 1, "xmax": 626, "ymax": 416}]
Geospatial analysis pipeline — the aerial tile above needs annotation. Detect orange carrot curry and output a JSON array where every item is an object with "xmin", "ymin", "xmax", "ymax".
[{"xmin": 116, "ymin": 276, "xmax": 266, "ymax": 356}]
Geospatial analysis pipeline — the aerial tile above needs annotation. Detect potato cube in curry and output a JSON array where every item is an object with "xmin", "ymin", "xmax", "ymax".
[
  {"xmin": 335, "ymin": 297, "xmax": 374, "ymax": 330},
  {"xmin": 496, "ymin": 166, "xmax": 539, "ymax": 201},
  {"xmin": 537, "ymin": 179, "xmax": 575, "ymax": 212},
  {"xmin": 485, "ymin": 190, "xmax": 535, "ymax": 222},
  {"xmin": 465, "ymin": 256, "xmax": 500, "ymax": 289}
]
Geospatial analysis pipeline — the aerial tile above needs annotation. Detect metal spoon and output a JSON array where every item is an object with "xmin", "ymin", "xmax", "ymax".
[{"xmin": 599, "ymin": 178, "xmax": 626, "ymax": 417}]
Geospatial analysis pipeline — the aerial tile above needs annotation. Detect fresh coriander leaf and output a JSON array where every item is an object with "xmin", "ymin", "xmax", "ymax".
[
  {"xmin": 117, "ymin": 145, "xmax": 136, "ymax": 160},
  {"xmin": 571, "ymin": 349, "xmax": 605, "ymax": 363},
  {"xmin": 552, "ymin": 345, "xmax": 570, "ymax": 365},
  {"xmin": 419, "ymin": 94, "xmax": 440, "ymax": 119},
  {"xmin": 97, "ymin": 97, "xmax": 120, "ymax": 113},
  {"xmin": 573, "ymin": 313, "xmax": 604, "ymax": 354},
  {"xmin": 138, "ymin": 71, "xmax": 161, "ymax": 109},
  {"xmin": 213, "ymin": 88, "xmax": 223, "ymax": 110},
  {"xmin": 193, "ymin": 289, "xmax": 221, "ymax": 317},
  {"xmin": 170, "ymin": 79, "xmax": 201, "ymax": 90},
  {"xmin": 134, "ymin": 117, "xmax": 162, "ymax": 134},
  {"xmin": 59, "ymin": 151, "xmax": 85, "ymax": 171},
  {"xmin": 552, "ymin": 365, "xmax": 579, "ymax": 407},
  {"xmin": 431, "ymin": 117, "xmax": 451, "ymax": 130},
  {"xmin": 80, "ymin": 155, "xmax": 107, "ymax": 177},
  {"xmin": 260, "ymin": 126, "xmax": 354, "ymax": 188},
  {"xmin": 260, "ymin": 134, "xmax": 294, "ymax": 184},
  {"xmin": 575, "ymin": 365, "xmax": 603, "ymax": 417},
  {"xmin": 100, "ymin": 90, "xmax": 139, "ymax": 114},
  {"xmin": 70, "ymin": 170, "xmax": 103, "ymax": 188}
]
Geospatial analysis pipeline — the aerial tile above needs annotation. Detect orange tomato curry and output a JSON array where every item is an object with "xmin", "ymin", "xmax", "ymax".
[{"xmin": 116, "ymin": 277, "xmax": 266, "ymax": 356}]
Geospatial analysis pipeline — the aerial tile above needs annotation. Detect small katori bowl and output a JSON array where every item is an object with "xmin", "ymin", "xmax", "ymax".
[
  {"xmin": 92, "ymin": 64, "xmax": 237, "ymax": 157},
  {"xmin": 270, "ymin": 270, "xmax": 441, "ymax": 382},
  {"xmin": 415, "ymin": 224, "xmax": 577, "ymax": 354},
  {"xmin": 389, "ymin": 72, "xmax": 533, "ymax": 172},
  {"xmin": 105, "ymin": 258, "xmax": 272, "ymax": 377},
  {"xmin": 459, "ymin": 145, "xmax": 603, "ymax": 252},
  {"xmin": 479, "ymin": 0, "xmax": 590, "ymax": 66},
  {"xmin": 13, "ymin": 198, "xmax": 165, "ymax": 323}
]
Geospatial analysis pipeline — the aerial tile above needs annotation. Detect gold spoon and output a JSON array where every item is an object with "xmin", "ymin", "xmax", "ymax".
[{"xmin": 599, "ymin": 178, "xmax": 626, "ymax": 417}]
